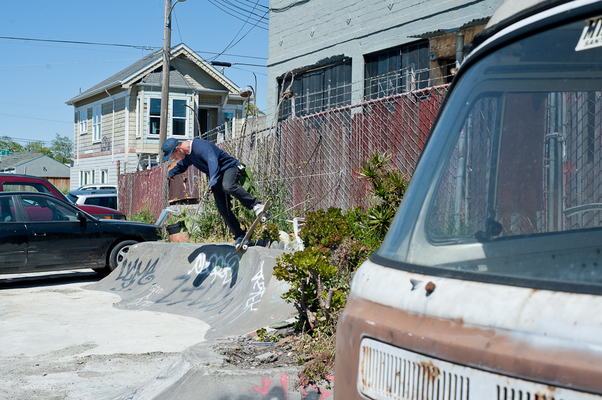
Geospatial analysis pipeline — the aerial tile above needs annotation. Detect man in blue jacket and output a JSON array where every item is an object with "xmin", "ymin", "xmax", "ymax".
[{"xmin": 162, "ymin": 137, "xmax": 265, "ymax": 246}]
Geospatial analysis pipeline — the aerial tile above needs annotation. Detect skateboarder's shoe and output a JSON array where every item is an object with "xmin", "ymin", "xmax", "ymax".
[
  {"xmin": 253, "ymin": 203, "xmax": 271, "ymax": 219},
  {"xmin": 235, "ymin": 235, "xmax": 252, "ymax": 248},
  {"xmin": 253, "ymin": 203, "xmax": 265, "ymax": 217}
]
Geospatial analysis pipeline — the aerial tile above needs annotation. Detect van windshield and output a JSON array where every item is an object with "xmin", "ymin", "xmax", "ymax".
[{"xmin": 377, "ymin": 15, "xmax": 602, "ymax": 292}]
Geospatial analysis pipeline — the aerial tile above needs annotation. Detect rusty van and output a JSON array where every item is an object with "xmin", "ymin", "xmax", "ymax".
[{"xmin": 335, "ymin": 0, "xmax": 602, "ymax": 398}]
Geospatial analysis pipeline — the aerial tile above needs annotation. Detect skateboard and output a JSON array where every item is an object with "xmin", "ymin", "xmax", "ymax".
[{"xmin": 234, "ymin": 200, "xmax": 271, "ymax": 253}]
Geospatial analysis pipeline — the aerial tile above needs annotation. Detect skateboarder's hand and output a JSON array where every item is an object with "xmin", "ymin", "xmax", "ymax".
[{"xmin": 208, "ymin": 186, "xmax": 214, "ymax": 194}]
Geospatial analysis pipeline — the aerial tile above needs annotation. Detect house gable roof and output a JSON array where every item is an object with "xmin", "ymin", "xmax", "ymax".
[
  {"xmin": 0, "ymin": 152, "xmax": 45, "ymax": 169},
  {"xmin": 66, "ymin": 44, "xmax": 240, "ymax": 105}
]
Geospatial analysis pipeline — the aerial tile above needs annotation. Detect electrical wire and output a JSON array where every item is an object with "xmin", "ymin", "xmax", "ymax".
[
  {"xmin": 217, "ymin": 0, "xmax": 269, "ymax": 19},
  {"xmin": 0, "ymin": 35, "xmax": 267, "ymax": 60},
  {"xmin": 0, "ymin": 36, "xmax": 153, "ymax": 51},
  {"xmin": 270, "ymin": 0, "xmax": 310, "ymax": 12},
  {"xmin": 207, "ymin": 0, "xmax": 268, "ymax": 31},
  {"xmin": 231, "ymin": 0, "xmax": 269, "ymax": 10},
  {"xmin": 210, "ymin": 0, "xmax": 259, "ymax": 62},
  {"xmin": 232, "ymin": 66, "xmax": 267, "ymax": 76},
  {"xmin": 194, "ymin": 50, "xmax": 267, "ymax": 60},
  {"xmin": 210, "ymin": 0, "xmax": 265, "ymax": 62}
]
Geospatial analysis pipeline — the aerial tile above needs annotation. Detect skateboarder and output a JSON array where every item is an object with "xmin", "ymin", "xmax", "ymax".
[{"xmin": 162, "ymin": 137, "xmax": 266, "ymax": 246}]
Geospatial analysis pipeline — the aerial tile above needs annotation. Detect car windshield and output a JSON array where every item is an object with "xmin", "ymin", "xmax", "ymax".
[{"xmin": 377, "ymin": 14, "xmax": 602, "ymax": 292}]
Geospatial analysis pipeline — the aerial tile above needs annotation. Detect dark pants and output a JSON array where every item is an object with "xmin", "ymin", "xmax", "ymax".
[{"xmin": 213, "ymin": 166, "xmax": 259, "ymax": 239}]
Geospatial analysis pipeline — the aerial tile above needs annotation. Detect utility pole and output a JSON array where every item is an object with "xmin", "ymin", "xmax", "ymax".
[{"xmin": 159, "ymin": 0, "xmax": 172, "ymax": 161}]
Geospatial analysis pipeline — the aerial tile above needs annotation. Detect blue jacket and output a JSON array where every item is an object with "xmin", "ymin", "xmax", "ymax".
[{"xmin": 167, "ymin": 139, "xmax": 240, "ymax": 189}]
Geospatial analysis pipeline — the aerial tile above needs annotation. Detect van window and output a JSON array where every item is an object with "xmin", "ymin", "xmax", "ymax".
[{"xmin": 377, "ymin": 17, "xmax": 602, "ymax": 293}]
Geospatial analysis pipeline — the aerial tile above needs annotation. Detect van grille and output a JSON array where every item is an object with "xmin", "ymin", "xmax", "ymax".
[
  {"xmin": 358, "ymin": 339, "xmax": 598, "ymax": 400},
  {"xmin": 498, "ymin": 386, "xmax": 555, "ymax": 400},
  {"xmin": 359, "ymin": 339, "xmax": 468, "ymax": 400}
]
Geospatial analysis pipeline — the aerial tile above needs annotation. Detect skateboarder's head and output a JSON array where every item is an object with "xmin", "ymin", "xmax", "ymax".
[{"xmin": 162, "ymin": 138, "xmax": 182, "ymax": 161}]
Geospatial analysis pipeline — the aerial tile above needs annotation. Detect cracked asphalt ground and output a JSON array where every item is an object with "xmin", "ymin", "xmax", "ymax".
[{"xmin": 0, "ymin": 270, "xmax": 208, "ymax": 400}]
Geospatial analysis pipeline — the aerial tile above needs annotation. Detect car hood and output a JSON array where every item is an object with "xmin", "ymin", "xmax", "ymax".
[{"xmin": 97, "ymin": 219, "xmax": 161, "ymax": 240}]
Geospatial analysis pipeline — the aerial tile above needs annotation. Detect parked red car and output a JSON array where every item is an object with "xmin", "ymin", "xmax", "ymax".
[{"xmin": 0, "ymin": 174, "xmax": 126, "ymax": 220}]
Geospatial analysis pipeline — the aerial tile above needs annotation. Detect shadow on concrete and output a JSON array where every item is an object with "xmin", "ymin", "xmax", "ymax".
[{"xmin": 0, "ymin": 269, "xmax": 101, "ymax": 290}]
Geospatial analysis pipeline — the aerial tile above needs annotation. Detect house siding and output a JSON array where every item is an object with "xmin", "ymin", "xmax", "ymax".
[
  {"xmin": 267, "ymin": 0, "xmax": 503, "ymax": 118},
  {"xmin": 68, "ymin": 44, "xmax": 244, "ymax": 175},
  {"xmin": 70, "ymin": 152, "xmax": 132, "ymax": 190}
]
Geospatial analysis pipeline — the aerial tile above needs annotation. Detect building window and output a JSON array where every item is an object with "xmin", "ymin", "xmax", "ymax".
[
  {"xmin": 364, "ymin": 40, "xmax": 429, "ymax": 100},
  {"xmin": 101, "ymin": 169, "xmax": 109, "ymax": 183},
  {"xmin": 136, "ymin": 98, "xmax": 141, "ymax": 138},
  {"xmin": 81, "ymin": 170, "xmax": 92, "ymax": 185},
  {"xmin": 93, "ymin": 106, "xmax": 102, "ymax": 142},
  {"xmin": 277, "ymin": 58, "xmax": 352, "ymax": 121},
  {"xmin": 149, "ymin": 98, "xmax": 161, "ymax": 135},
  {"xmin": 79, "ymin": 110, "xmax": 88, "ymax": 134},
  {"xmin": 172, "ymin": 99, "xmax": 187, "ymax": 136}
]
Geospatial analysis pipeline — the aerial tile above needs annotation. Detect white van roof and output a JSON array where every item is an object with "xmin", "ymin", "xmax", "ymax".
[{"xmin": 487, "ymin": 0, "xmax": 555, "ymax": 28}]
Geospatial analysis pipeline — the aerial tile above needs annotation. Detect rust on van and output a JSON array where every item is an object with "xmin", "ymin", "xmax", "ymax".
[{"xmin": 334, "ymin": 294, "xmax": 602, "ymax": 399}]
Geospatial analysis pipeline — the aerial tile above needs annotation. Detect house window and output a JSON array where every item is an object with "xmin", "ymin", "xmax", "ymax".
[
  {"xmin": 79, "ymin": 110, "xmax": 88, "ymax": 134},
  {"xmin": 136, "ymin": 98, "xmax": 141, "ymax": 138},
  {"xmin": 364, "ymin": 40, "xmax": 429, "ymax": 100},
  {"xmin": 172, "ymin": 99, "xmax": 187, "ymax": 136},
  {"xmin": 80, "ymin": 170, "xmax": 92, "ymax": 185},
  {"xmin": 277, "ymin": 58, "xmax": 352, "ymax": 120},
  {"xmin": 101, "ymin": 169, "xmax": 109, "ymax": 183},
  {"xmin": 149, "ymin": 98, "xmax": 161, "ymax": 135},
  {"xmin": 93, "ymin": 106, "xmax": 102, "ymax": 142}
]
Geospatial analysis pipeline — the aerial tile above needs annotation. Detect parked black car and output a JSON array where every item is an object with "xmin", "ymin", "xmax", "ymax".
[{"xmin": 0, "ymin": 192, "xmax": 160, "ymax": 275}]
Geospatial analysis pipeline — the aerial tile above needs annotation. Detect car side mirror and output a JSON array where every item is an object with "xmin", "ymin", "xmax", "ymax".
[{"xmin": 76, "ymin": 211, "xmax": 86, "ymax": 223}]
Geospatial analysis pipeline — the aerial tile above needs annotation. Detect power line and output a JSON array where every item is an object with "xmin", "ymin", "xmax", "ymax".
[
  {"xmin": 211, "ymin": 9, "xmax": 269, "ymax": 61},
  {"xmin": 210, "ymin": 0, "xmax": 264, "ymax": 62},
  {"xmin": 194, "ymin": 50, "xmax": 267, "ymax": 60},
  {"xmin": 0, "ymin": 35, "xmax": 268, "ymax": 60},
  {"xmin": 270, "ymin": 0, "xmax": 310, "ymax": 13},
  {"xmin": 0, "ymin": 36, "xmax": 154, "ymax": 51},
  {"xmin": 217, "ymin": 0, "xmax": 270, "ymax": 20},
  {"xmin": 232, "ymin": 66, "xmax": 267, "ymax": 76},
  {"xmin": 233, "ymin": 62, "xmax": 266, "ymax": 67},
  {"xmin": 0, "ymin": 59, "xmax": 139, "ymax": 68},
  {"xmin": 232, "ymin": 0, "xmax": 269, "ymax": 10},
  {"xmin": 0, "ymin": 112, "xmax": 71, "ymax": 125},
  {"xmin": 0, "ymin": 135, "xmax": 53, "ymax": 144},
  {"xmin": 207, "ymin": 0, "xmax": 269, "ymax": 29}
]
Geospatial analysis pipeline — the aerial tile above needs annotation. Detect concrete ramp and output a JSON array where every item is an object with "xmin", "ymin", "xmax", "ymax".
[{"xmin": 86, "ymin": 242, "xmax": 296, "ymax": 340}]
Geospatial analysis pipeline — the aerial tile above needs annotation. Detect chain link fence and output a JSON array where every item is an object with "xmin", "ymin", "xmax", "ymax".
[
  {"xmin": 428, "ymin": 91, "xmax": 602, "ymax": 240},
  {"xmin": 118, "ymin": 84, "xmax": 449, "ymax": 220}
]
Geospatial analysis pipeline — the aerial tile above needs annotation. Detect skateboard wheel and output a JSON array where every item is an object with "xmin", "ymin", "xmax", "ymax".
[
  {"xmin": 261, "ymin": 216, "xmax": 267, "ymax": 223},
  {"xmin": 242, "ymin": 244, "xmax": 248, "ymax": 251}
]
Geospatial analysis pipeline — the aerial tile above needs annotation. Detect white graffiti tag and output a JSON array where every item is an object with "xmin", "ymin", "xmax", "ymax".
[
  {"xmin": 228, "ymin": 260, "xmax": 267, "ymax": 324},
  {"xmin": 187, "ymin": 252, "xmax": 235, "ymax": 286},
  {"xmin": 245, "ymin": 261, "xmax": 266, "ymax": 313},
  {"xmin": 188, "ymin": 252, "xmax": 211, "ymax": 275},
  {"xmin": 127, "ymin": 283, "xmax": 165, "ymax": 307}
]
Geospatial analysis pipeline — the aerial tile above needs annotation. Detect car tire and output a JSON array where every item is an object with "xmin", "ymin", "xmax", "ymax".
[{"xmin": 108, "ymin": 240, "xmax": 139, "ymax": 272}]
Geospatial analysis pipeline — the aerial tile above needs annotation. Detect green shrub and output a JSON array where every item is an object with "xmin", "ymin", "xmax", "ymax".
[
  {"xmin": 299, "ymin": 207, "xmax": 351, "ymax": 249},
  {"xmin": 128, "ymin": 208, "xmax": 156, "ymax": 224}
]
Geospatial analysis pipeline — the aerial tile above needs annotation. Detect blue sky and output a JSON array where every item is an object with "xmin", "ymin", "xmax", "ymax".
[{"xmin": 0, "ymin": 0, "xmax": 269, "ymax": 147}]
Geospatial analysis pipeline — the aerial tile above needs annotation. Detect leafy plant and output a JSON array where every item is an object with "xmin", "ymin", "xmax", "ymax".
[
  {"xmin": 299, "ymin": 207, "xmax": 351, "ymax": 249},
  {"xmin": 128, "ymin": 208, "xmax": 156, "ymax": 224},
  {"xmin": 274, "ymin": 247, "xmax": 342, "ymax": 330},
  {"xmin": 359, "ymin": 152, "xmax": 408, "ymax": 241}
]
